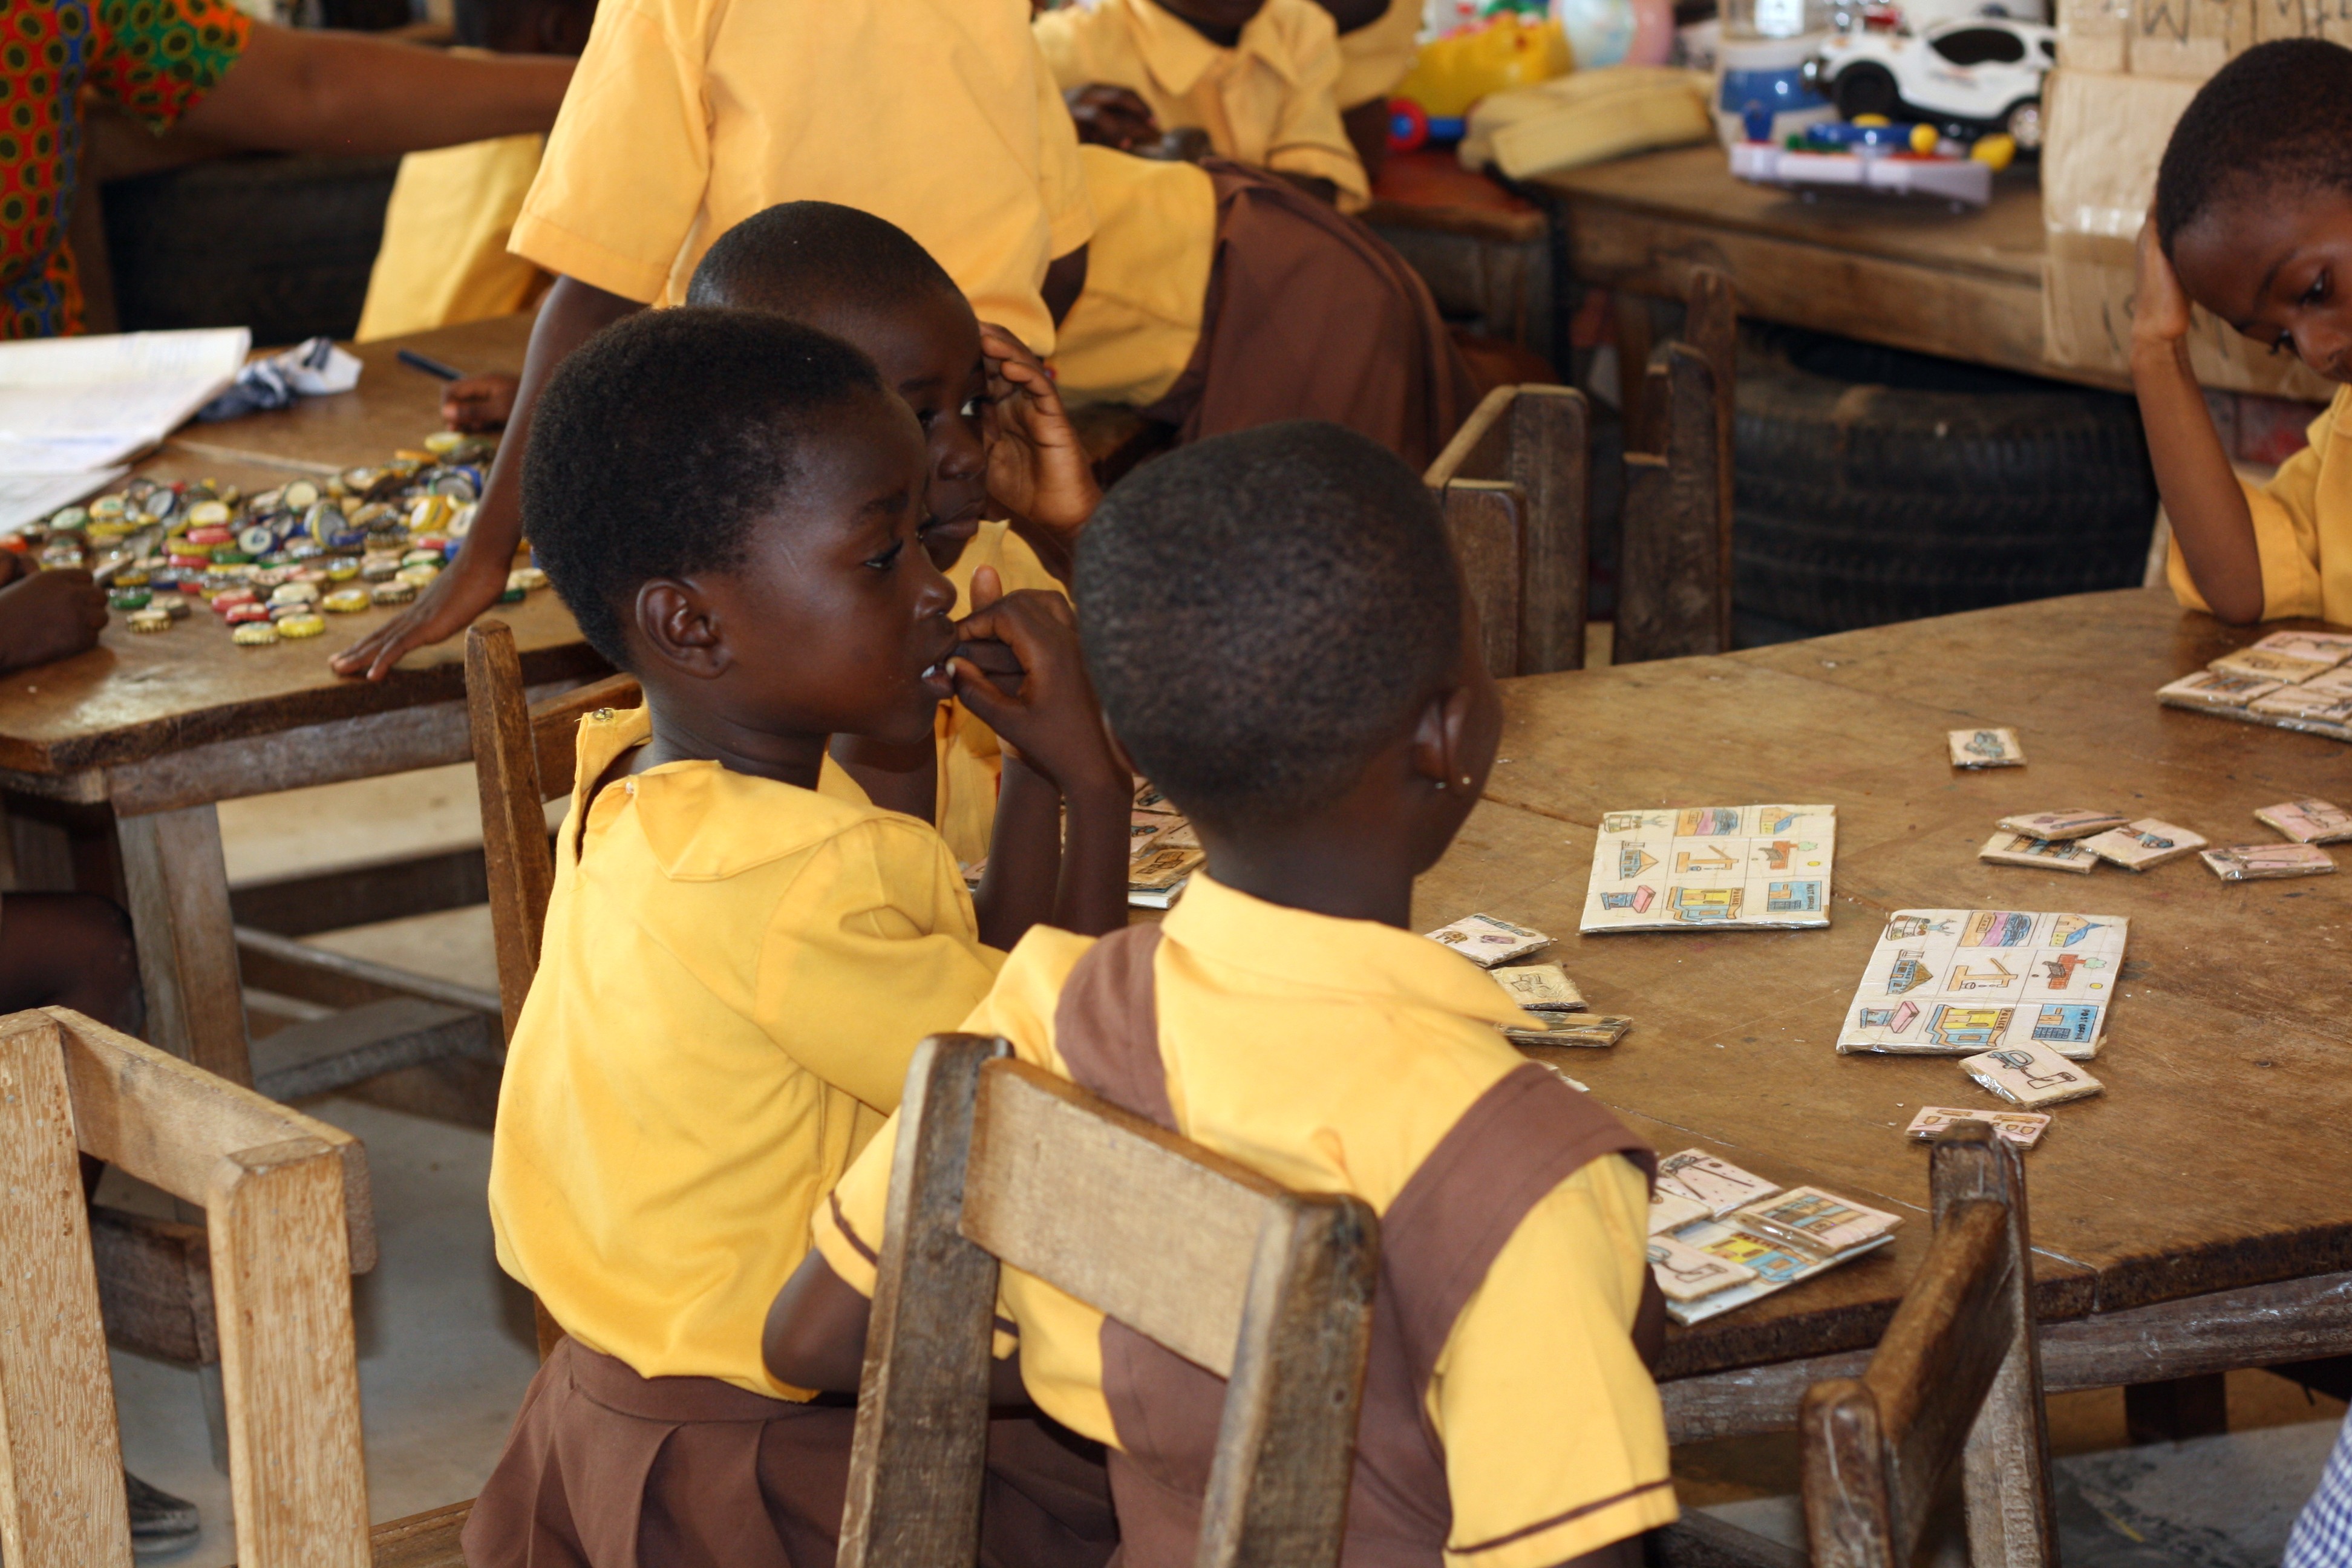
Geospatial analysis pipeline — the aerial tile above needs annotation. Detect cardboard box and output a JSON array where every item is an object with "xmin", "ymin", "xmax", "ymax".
[
  {"xmin": 2057, "ymin": 0, "xmax": 2131, "ymax": 71},
  {"xmin": 2252, "ymin": 0, "xmax": 2352, "ymax": 42},
  {"xmin": 2128, "ymin": 0, "xmax": 2251, "ymax": 78},
  {"xmin": 2039, "ymin": 71, "xmax": 2337, "ymax": 397}
]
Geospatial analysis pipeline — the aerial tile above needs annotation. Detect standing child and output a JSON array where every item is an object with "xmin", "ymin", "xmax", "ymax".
[
  {"xmin": 766, "ymin": 422, "xmax": 1676, "ymax": 1568},
  {"xmin": 2135, "ymin": 39, "xmax": 2352, "ymax": 625},
  {"xmin": 462, "ymin": 310, "xmax": 1129, "ymax": 1568}
]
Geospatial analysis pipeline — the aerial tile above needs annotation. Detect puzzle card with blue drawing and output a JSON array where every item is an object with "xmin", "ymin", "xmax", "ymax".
[
  {"xmin": 1834, "ymin": 908, "xmax": 2128, "ymax": 1060},
  {"xmin": 1580, "ymin": 804, "xmax": 1837, "ymax": 933}
]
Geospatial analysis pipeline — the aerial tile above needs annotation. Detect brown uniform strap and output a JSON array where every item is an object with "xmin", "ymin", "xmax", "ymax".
[{"xmin": 1052, "ymin": 925, "xmax": 1172, "ymax": 1125}]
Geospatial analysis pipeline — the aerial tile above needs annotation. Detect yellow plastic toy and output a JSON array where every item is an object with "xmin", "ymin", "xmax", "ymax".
[{"xmin": 1393, "ymin": 13, "xmax": 1573, "ymax": 122}]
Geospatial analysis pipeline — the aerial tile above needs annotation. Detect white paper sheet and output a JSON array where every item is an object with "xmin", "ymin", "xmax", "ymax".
[
  {"xmin": 0, "ymin": 328, "xmax": 250, "ymax": 474},
  {"xmin": 0, "ymin": 468, "xmax": 129, "ymax": 534}
]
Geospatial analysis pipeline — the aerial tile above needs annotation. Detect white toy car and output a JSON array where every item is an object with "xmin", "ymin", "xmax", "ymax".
[{"xmin": 1803, "ymin": 16, "xmax": 2056, "ymax": 147}]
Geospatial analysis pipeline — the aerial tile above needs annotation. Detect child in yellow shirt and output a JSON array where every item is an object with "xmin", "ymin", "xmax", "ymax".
[
  {"xmin": 765, "ymin": 421, "xmax": 1676, "ymax": 1568},
  {"xmin": 462, "ymin": 309, "xmax": 1129, "ymax": 1568},
  {"xmin": 2135, "ymin": 39, "xmax": 2352, "ymax": 626}
]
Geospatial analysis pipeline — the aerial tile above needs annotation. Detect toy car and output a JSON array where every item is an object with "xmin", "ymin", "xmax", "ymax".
[{"xmin": 1802, "ymin": 15, "xmax": 2055, "ymax": 147}]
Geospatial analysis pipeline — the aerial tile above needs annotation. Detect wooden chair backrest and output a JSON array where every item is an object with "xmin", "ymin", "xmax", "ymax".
[
  {"xmin": 0, "ymin": 1007, "xmax": 376, "ymax": 1568},
  {"xmin": 1616, "ymin": 267, "xmax": 1737, "ymax": 665},
  {"xmin": 1800, "ymin": 1121, "xmax": 2055, "ymax": 1568},
  {"xmin": 1424, "ymin": 384, "xmax": 1592, "ymax": 677},
  {"xmin": 841, "ymin": 1036, "xmax": 1380, "ymax": 1568},
  {"xmin": 463, "ymin": 619, "xmax": 638, "ymax": 1045}
]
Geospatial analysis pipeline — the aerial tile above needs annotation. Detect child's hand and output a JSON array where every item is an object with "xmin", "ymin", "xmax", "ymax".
[
  {"xmin": 947, "ymin": 584, "xmax": 1122, "ymax": 798},
  {"xmin": 0, "ymin": 567, "xmax": 107, "ymax": 673},
  {"xmin": 2133, "ymin": 212, "xmax": 2194, "ymax": 350},
  {"xmin": 981, "ymin": 323, "xmax": 1100, "ymax": 538},
  {"xmin": 442, "ymin": 373, "xmax": 520, "ymax": 432},
  {"xmin": 1065, "ymin": 83, "xmax": 1159, "ymax": 151}
]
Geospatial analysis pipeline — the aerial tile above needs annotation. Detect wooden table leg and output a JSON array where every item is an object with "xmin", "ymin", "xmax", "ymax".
[
  {"xmin": 117, "ymin": 803, "xmax": 252, "ymax": 1088},
  {"xmin": 2123, "ymin": 1374, "xmax": 2229, "ymax": 1443}
]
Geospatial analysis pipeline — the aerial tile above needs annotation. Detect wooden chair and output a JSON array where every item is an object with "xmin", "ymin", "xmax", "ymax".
[
  {"xmin": 0, "ymin": 1005, "xmax": 469, "ymax": 1568},
  {"xmin": 840, "ymin": 1035, "xmax": 1380, "ymax": 1568},
  {"xmin": 1423, "ymin": 382, "xmax": 1592, "ymax": 677},
  {"xmin": 1616, "ymin": 267, "xmax": 1736, "ymax": 665},
  {"xmin": 1656, "ymin": 1120, "xmax": 2056, "ymax": 1568}
]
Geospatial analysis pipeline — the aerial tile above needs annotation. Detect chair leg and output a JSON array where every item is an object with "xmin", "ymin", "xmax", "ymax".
[{"xmin": 1648, "ymin": 1511, "xmax": 1809, "ymax": 1568}]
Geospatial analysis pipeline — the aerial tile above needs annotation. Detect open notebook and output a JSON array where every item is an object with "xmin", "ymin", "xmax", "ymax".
[{"xmin": 0, "ymin": 327, "xmax": 249, "ymax": 479}]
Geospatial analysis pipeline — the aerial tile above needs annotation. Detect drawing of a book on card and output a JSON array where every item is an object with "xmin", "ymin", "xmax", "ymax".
[
  {"xmin": 1961, "ymin": 911, "xmax": 2034, "ymax": 947},
  {"xmin": 1857, "ymin": 1000, "xmax": 1920, "ymax": 1033},
  {"xmin": 1601, "ymin": 885, "xmax": 1657, "ymax": 913}
]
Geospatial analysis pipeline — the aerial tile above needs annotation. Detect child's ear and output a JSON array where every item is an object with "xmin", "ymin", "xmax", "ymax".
[
  {"xmin": 633, "ymin": 579, "xmax": 731, "ymax": 681},
  {"xmin": 1408, "ymin": 682, "xmax": 1481, "ymax": 795}
]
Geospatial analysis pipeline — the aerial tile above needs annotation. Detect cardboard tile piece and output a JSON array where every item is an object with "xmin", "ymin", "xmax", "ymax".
[
  {"xmin": 1501, "ymin": 1013, "xmax": 1629, "ymax": 1048},
  {"xmin": 1961, "ymin": 1042, "xmax": 2104, "ymax": 1108},
  {"xmin": 2249, "ymin": 685, "xmax": 2352, "ymax": 726},
  {"xmin": 2201, "ymin": 843, "xmax": 2337, "ymax": 881},
  {"xmin": 1491, "ymin": 962, "xmax": 1586, "ymax": 1013},
  {"xmin": 1904, "ymin": 1105, "xmax": 2051, "ymax": 1149},
  {"xmin": 1949, "ymin": 727, "xmax": 2027, "ymax": 768},
  {"xmin": 1580, "ymin": 804, "xmax": 1836, "ymax": 932},
  {"xmin": 1648, "ymin": 1233, "xmax": 1758, "ymax": 1302},
  {"xmin": 1128, "ymin": 844, "xmax": 1202, "ymax": 892},
  {"xmin": 1734, "ymin": 1186, "xmax": 1902, "ymax": 1255},
  {"xmin": 2210, "ymin": 645, "xmax": 2342, "ymax": 685},
  {"xmin": 1656, "ymin": 1149, "xmax": 1780, "ymax": 1218},
  {"xmin": 2255, "ymin": 799, "xmax": 2352, "ymax": 845},
  {"xmin": 2080, "ymin": 818, "xmax": 2207, "ymax": 871},
  {"xmin": 2157, "ymin": 670, "xmax": 2284, "ymax": 710},
  {"xmin": 1426, "ymin": 912, "xmax": 1550, "ymax": 967},
  {"xmin": 2250, "ymin": 629, "xmax": 2352, "ymax": 665},
  {"xmin": 1996, "ymin": 809, "xmax": 2131, "ymax": 841},
  {"xmin": 1836, "ymin": 909, "xmax": 2127, "ymax": 1061},
  {"xmin": 1980, "ymin": 832, "xmax": 2099, "ymax": 874},
  {"xmin": 1648, "ymin": 1188, "xmax": 1710, "ymax": 1235}
]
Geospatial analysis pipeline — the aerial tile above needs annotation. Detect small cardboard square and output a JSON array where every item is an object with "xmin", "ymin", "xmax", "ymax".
[
  {"xmin": 1733, "ymin": 1186, "xmax": 1903, "ymax": 1256},
  {"xmin": 1904, "ymin": 1105, "xmax": 2050, "ymax": 1149},
  {"xmin": 1949, "ymin": 727, "xmax": 2026, "ymax": 768},
  {"xmin": 2251, "ymin": 630, "xmax": 2352, "ymax": 665},
  {"xmin": 1657, "ymin": 1150, "xmax": 1781, "ymax": 1218},
  {"xmin": 2080, "ymin": 818, "xmax": 2207, "ymax": 871},
  {"xmin": 1128, "ymin": 845, "xmax": 1203, "ymax": 891},
  {"xmin": 1979, "ymin": 832, "xmax": 2098, "ymax": 874},
  {"xmin": 1579, "ymin": 803, "xmax": 1836, "ymax": 932},
  {"xmin": 2255, "ymin": 799, "xmax": 2352, "ymax": 845},
  {"xmin": 2249, "ymin": 686, "xmax": 2352, "ymax": 725},
  {"xmin": 2210, "ymin": 646, "xmax": 2341, "ymax": 684},
  {"xmin": 1960, "ymin": 1042, "xmax": 2104, "ymax": 1108},
  {"xmin": 1648, "ymin": 1189, "xmax": 1711, "ymax": 1236},
  {"xmin": 1996, "ymin": 809, "xmax": 2131, "ymax": 841},
  {"xmin": 2201, "ymin": 843, "xmax": 2337, "ymax": 881},
  {"xmin": 1492, "ymin": 963, "xmax": 1586, "ymax": 1012},
  {"xmin": 1132, "ymin": 779, "xmax": 1180, "ymax": 815},
  {"xmin": 1154, "ymin": 818, "xmax": 1201, "ymax": 851},
  {"xmin": 1501, "ymin": 1013, "xmax": 1629, "ymax": 1048},
  {"xmin": 2157, "ymin": 670, "xmax": 2284, "ymax": 710},
  {"xmin": 1426, "ymin": 912, "xmax": 1550, "ymax": 967},
  {"xmin": 1647, "ymin": 1233, "xmax": 1758, "ymax": 1302}
]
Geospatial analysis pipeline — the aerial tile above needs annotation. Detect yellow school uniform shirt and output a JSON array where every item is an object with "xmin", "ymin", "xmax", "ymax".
[
  {"xmin": 1035, "ymin": 0, "xmax": 1370, "ymax": 212},
  {"xmin": 490, "ymin": 704, "xmax": 1004, "ymax": 1396},
  {"xmin": 2170, "ymin": 384, "xmax": 2352, "ymax": 625},
  {"xmin": 1053, "ymin": 146, "xmax": 1215, "ymax": 409},
  {"xmin": 510, "ymin": 0, "xmax": 1094, "ymax": 353},
  {"xmin": 814, "ymin": 874, "xmax": 1677, "ymax": 1567},
  {"xmin": 355, "ymin": 134, "xmax": 550, "ymax": 342},
  {"xmin": 1333, "ymin": 0, "xmax": 1422, "ymax": 111}
]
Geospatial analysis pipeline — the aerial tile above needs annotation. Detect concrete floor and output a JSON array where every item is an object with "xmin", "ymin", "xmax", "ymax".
[{"xmin": 101, "ymin": 760, "xmax": 2351, "ymax": 1561}]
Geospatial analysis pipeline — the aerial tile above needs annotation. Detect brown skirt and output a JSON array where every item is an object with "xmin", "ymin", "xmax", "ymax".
[
  {"xmin": 1138, "ymin": 159, "xmax": 1482, "ymax": 474},
  {"xmin": 461, "ymin": 1337, "xmax": 1118, "ymax": 1568}
]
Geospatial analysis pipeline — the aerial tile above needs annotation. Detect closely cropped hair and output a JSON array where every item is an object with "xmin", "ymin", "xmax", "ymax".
[
  {"xmin": 2155, "ymin": 39, "xmax": 2352, "ymax": 252},
  {"xmin": 1074, "ymin": 422, "xmax": 1464, "ymax": 832},
  {"xmin": 686, "ymin": 202, "xmax": 962, "ymax": 320},
  {"xmin": 523, "ymin": 308, "xmax": 884, "ymax": 666}
]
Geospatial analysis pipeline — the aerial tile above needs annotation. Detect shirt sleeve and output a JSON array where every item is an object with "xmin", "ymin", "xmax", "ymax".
[
  {"xmin": 89, "ymin": 0, "xmax": 252, "ymax": 134},
  {"xmin": 1034, "ymin": 36, "xmax": 1099, "ymax": 260},
  {"xmin": 1033, "ymin": 9, "xmax": 1093, "ymax": 91},
  {"xmin": 2167, "ymin": 393, "xmax": 2340, "ymax": 622},
  {"xmin": 1332, "ymin": 0, "xmax": 1423, "ymax": 110},
  {"xmin": 508, "ymin": 0, "xmax": 711, "ymax": 301},
  {"xmin": 1264, "ymin": 9, "xmax": 1370, "ymax": 211},
  {"xmin": 1426, "ymin": 1154, "xmax": 1677, "ymax": 1568}
]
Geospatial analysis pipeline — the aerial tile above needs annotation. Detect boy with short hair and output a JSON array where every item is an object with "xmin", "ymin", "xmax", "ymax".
[
  {"xmin": 462, "ymin": 309, "xmax": 1129, "ymax": 1568},
  {"xmin": 2135, "ymin": 39, "xmax": 2352, "ymax": 625},
  {"xmin": 766, "ymin": 422, "xmax": 1677, "ymax": 1568}
]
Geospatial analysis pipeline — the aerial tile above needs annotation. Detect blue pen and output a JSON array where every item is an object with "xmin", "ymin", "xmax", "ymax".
[{"xmin": 397, "ymin": 348, "xmax": 468, "ymax": 381}]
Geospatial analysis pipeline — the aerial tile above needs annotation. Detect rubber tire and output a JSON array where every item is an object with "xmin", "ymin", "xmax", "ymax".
[
  {"xmin": 1733, "ymin": 327, "xmax": 2157, "ymax": 636},
  {"xmin": 1832, "ymin": 64, "xmax": 1900, "ymax": 120},
  {"xmin": 2002, "ymin": 97, "xmax": 2044, "ymax": 151}
]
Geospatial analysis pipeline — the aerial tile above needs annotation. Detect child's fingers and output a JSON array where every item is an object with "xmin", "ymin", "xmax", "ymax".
[{"xmin": 969, "ymin": 563, "xmax": 1004, "ymax": 612}]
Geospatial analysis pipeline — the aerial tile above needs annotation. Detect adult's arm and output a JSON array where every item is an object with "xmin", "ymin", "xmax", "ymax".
[
  {"xmin": 175, "ymin": 22, "xmax": 573, "ymax": 155},
  {"xmin": 332, "ymin": 275, "xmax": 642, "ymax": 680}
]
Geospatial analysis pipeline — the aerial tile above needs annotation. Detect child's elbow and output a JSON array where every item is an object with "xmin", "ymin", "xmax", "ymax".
[{"xmin": 762, "ymin": 1252, "xmax": 871, "ymax": 1394}]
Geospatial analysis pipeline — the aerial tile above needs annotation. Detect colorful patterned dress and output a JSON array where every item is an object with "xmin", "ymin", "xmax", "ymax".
[{"xmin": 1, "ymin": 0, "xmax": 252, "ymax": 337}]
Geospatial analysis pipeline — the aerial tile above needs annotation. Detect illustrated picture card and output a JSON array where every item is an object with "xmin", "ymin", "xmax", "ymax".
[
  {"xmin": 1960, "ymin": 1041, "xmax": 2104, "ymax": 1108},
  {"xmin": 1903, "ymin": 1106, "xmax": 2051, "ymax": 1148},
  {"xmin": 1581, "ymin": 804, "xmax": 1836, "ymax": 932},
  {"xmin": 2201, "ymin": 844, "xmax": 2336, "ymax": 881},
  {"xmin": 1426, "ymin": 913, "xmax": 1552, "ymax": 967},
  {"xmin": 1995, "ymin": 809, "xmax": 2129, "ymax": 841},
  {"xmin": 1949, "ymin": 727, "xmax": 2026, "ymax": 768},
  {"xmin": 1834, "ymin": 908, "xmax": 2129, "ymax": 1060},
  {"xmin": 2080, "ymin": 818, "xmax": 2206, "ymax": 872},
  {"xmin": 2255, "ymin": 799, "xmax": 2352, "ymax": 845},
  {"xmin": 1979, "ymin": 832, "xmax": 2099, "ymax": 874},
  {"xmin": 1491, "ymin": 963, "xmax": 1586, "ymax": 1012}
]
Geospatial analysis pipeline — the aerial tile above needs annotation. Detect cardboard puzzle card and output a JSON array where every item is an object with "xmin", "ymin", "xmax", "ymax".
[
  {"xmin": 1904, "ymin": 1105, "xmax": 2051, "ymax": 1148},
  {"xmin": 1979, "ymin": 832, "xmax": 2098, "ymax": 874},
  {"xmin": 1656, "ymin": 1149, "xmax": 1781, "ymax": 1218},
  {"xmin": 1491, "ymin": 963, "xmax": 1586, "ymax": 1012},
  {"xmin": 2252, "ymin": 630, "xmax": 2352, "ymax": 664},
  {"xmin": 2255, "ymin": 799, "xmax": 2352, "ymax": 845},
  {"xmin": 1960, "ymin": 1041, "xmax": 2103, "ymax": 1108},
  {"xmin": 2157, "ymin": 636, "xmax": 2352, "ymax": 742},
  {"xmin": 1581, "ymin": 805, "xmax": 1836, "ymax": 932},
  {"xmin": 2210, "ymin": 646, "xmax": 2341, "ymax": 684},
  {"xmin": 2201, "ymin": 843, "xmax": 2337, "ymax": 881},
  {"xmin": 1996, "ymin": 809, "xmax": 2131, "ymax": 841},
  {"xmin": 2080, "ymin": 818, "xmax": 2207, "ymax": 872},
  {"xmin": 1647, "ymin": 1233, "xmax": 1757, "ymax": 1302},
  {"xmin": 1733, "ymin": 1186, "xmax": 1901, "ymax": 1255},
  {"xmin": 1835, "ymin": 909, "xmax": 2128, "ymax": 1060},
  {"xmin": 1949, "ymin": 727, "xmax": 2026, "ymax": 768},
  {"xmin": 2250, "ymin": 686, "xmax": 2352, "ymax": 726},
  {"xmin": 1660, "ymin": 1218, "xmax": 1898, "ymax": 1325},
  {"xmin": 1426, "ymin": 913, "xmax": 1551, "ymax": 967},
  {"xmin": 1128, "ymin": 843, "xmax": 1203, "ymax": 909},
  {"xmin": 1132, "ymin": 779, "xmax": 1180, "ymax": 815},
  {"xmin": 1648, "ymin": 1188, "xmax": 1711, "ymax": 1235},
  {"xmin": 2157, "ymin": 670, "xmax": 2285, "ymax": 710},
  {"xmin": 1501, "ymin": 1013, "xmax": 1630, "ymax": 1048}
]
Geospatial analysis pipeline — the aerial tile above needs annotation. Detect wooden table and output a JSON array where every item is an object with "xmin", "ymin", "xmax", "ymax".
[
  {"xmin": 1411, "ymin": 587, "xmax": 2352, "ymax": 1428},
  {"xmin": 1528, "ymin": 143, "xmax": 2085, "ymax": 388},
  {"xmin": 0, "ymin": 313, "xmax": 603, "ymax": 1093}
]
